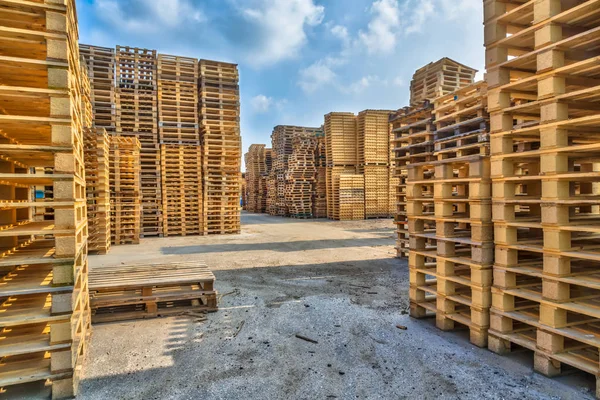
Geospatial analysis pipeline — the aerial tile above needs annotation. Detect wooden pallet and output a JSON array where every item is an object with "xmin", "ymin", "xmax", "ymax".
[
  {"xmin": 161, "ymin": 145, "xmax": 203, "ymax": 236},
  {"xmin": 0, "ymin": 1, "xmax": 91, "ymax": 397},
  {"xmin": 89, "ymin": 262, "xmax": 218, "ymax": 323},
  {"xmin": 410, "ymin": 57, "xmax": 477, "ymax": 106},
  {"xmin": 334, "ymin": 174, "xmax": 365, "ymax": 221},
  {"xmin": 484, "ymin": 0, "xmax": 600, "ymax": 394},
  {"xmin": 84, "ymin": 128, "xmax": 111, "ymax": 254}
]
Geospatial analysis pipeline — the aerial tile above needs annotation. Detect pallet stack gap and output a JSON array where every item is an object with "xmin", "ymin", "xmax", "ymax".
[
  {"xmin": 109, "ymin": 137, "xmax": 141, "ymax": 245},
  {"xmin": 484, "ymin": 0, "xmax": 600, "ymax": 393},
  {"xmin": 199, "ymin": 60, "xmax": 241, "ymax": 234},
  {"xmin": 409, "ymin": 81, "xmax": 492, "ymax": 347},
  {"xmin": 392, "ymin": 103, "xmax": 436, "ymax": 257},
  {"xmin": 158, "ymin": 55, "xmax": 203, "ymax": 236},
  {"xmin": 0, "ymin": 0, "xmax": 91, "ymax": 396},
  {"xmin": 115, "ymin": 45, "xmax": 162, "ymax": 237}
]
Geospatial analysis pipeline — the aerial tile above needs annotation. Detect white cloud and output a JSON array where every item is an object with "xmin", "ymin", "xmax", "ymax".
[
  {"xmin": 298, "ymin": 60, "xmax": 337, "ymax": 93},
  {"xmin": 250, "ymin": 95, "xmax": 288, "ymax": 113},
  {"xmin": 403, "ymin": 0, "xmax": 434, "ymax": 35},
  {"xmin": 393, "ymin": 76, "xmax": 405, "ymax": 87},
  {"xmin": 94, "ymin": 0, "xmax": 205, "ymax": 34},
  {"xmin": 250, "ymin": 95, "xmax": 273, "ymax": 113},
  {"xmin": 341, "ymin": 75, "xmax": 387, "ymax": 94},
  {"xmin": 358, "ymin": 0, "xmax": 401, "ymax": 54},
  {"xmin": 331, "ymin": 25, "xmax": 349, "ymax": 42},
  {"xmin": 239, "ymin": 0, "xmax": 325, "ymax": 66}
]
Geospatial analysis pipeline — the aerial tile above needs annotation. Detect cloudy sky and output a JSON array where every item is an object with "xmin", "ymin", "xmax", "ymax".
[{"xmin": 77, "ymin": 0, "xmax": 484, "ymax": 158}]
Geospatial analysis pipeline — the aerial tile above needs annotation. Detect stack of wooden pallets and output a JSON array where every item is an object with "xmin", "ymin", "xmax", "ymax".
[
  {"xmin": 199, "ymin": 60, "xmax": 241, "ymax": 234},
  {"xmin": 89, "ymin": 262, "xmax": 217, "ymax": 323},
  {"xmin": 335, "ymin": 174, "xmax": 365, "ymax": 221},
  {"xmin": 245, "ymin": 144, "xmax": 271, "ymax": 213},
  {"xmin": 80, "ymin": 44, "xmax": 116, "ymax": 130},
  {"xmin": 115, "ymin": 45, "xmax": 162, "ymax": 237},
  {"xmin": 357, "ymin": 110, "xmax": 394, "ymax": 218},
  {"xmin": 392, "ymin": 104, "xmax": 436, "ymax": 256},
  {"xmin": 84, "ymin": 128, "xmax": 111, "ymax": 254},
  {"xmin": 110, "ymin": 137, "xmax": 141, "ymax": 245},
  {"xmin": 158, "ymin": 55, "xmax": 203, "ymax": 236},
  {"xmin": 161, "ymin": 145, "xmax": 203, "ymax": 236},
  {"xmin": 157, "ymin": 55, "xmax": 199, "ymax": 145},
  {"xmin": 408, "ymin": 81, "xmax": 492, "ymax": 347},
  {"xmin": 0, "ymin": 1, "xmax": 91, "ymax": 396},
  {"xmin": 266, "ymin": 172, "xmax": 278, "ymax": 215},
  {"xmin": 483, "ymin": 0, "xmax": 600, "ymax": 390},
  {"xmin": 286, "ymin": 132, "xmax": 319, "ymax": 218},
  {"xmin": 270, "ymin": 126, "xmax": 296, "ymax": 216},
  {"xmin": 409, "ymin": 58, "xmax": 478, "ymax": 107},
  {"xmin": 314, "ymin": 130, "xmax": 327, "ymax": 218},
  {"xmin": 325, "ymin": 113, "xmax": 359, "ymax": 220}
]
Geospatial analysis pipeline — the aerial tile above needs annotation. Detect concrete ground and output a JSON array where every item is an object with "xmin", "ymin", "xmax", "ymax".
[{"xmin": 80, "ymin": 213, "xmax": 594, "ymax": 400}]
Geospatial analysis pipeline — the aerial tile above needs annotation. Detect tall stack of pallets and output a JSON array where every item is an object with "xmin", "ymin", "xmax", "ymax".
[
  {"xmin": 286, "ymin": 132, "xmax": 318, "ymax": 218},
  {"xmin": 0, "ymin": 0, "xmax": 91, "ymax": 396},
  {"xmin": 115, "ymin": 46, "xmax": 162, "ymax": 237},
  {"xmin": 357, "ymin": 110, "xmax": 394, "ymax": 218},
  {"xmin": 110, "ymin": 137, "xmax": 142, "ymax": 245},
  {"xmin": 84, "ymin": 128, "xmax": 111, "ymax": 254},
  {"xmin": 270, "ymin": 125, "xmax": 297, "ymax": 216},
  {"xmin": 199, "ymin": 60, "xmax": 241, "ymax": 234},
  {"xmin": 158, "ymin": 55, "xmax": 203, "ymax": 236},
  {"xmin": 483, "ymin": 0, "xmax": 600, "ymax": 391},
  {"xmin": 408, "ymin": 81, "xmax": 492, "ymax": 347},
  {"xmin": 245, "ymin": 144, "xmax": 270, "ymax": 213},
  {"xmin": 314, "ymin": 130, "xmax": 328, "ymax": 218},
  {"xmin": 325, "ymin": 113, "xmax": 360, "ymax": 220},
  {"xmin": 410, "ymin": 58, "xmax": 478, "ymax": 107},
  {"xmin": 392, "ymin": 104, "xmax": 436, "ymax": 256},
  {"xmin": 80, "ymin": 44, "xmax": 116, "ymax": 131}
]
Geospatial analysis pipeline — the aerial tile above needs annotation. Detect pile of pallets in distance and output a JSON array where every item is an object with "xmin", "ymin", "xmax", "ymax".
[
  {"xmin": 286, "ymin": 132, "xmax": 319, "ymax": 218},
  {"xmin": 109, "ymin": 137, "xmax": 142, "ymax": 245},
  {"xmin": 0, "ymin": 0, "xmax": 91, "ymax": 396},
  {"xmin": 484, "ymin": 0, "xmax": 600, "ymax": 392},
  {"xmin": 408, "ymin": 81, "xmax": 492, "ymax": 347},
  {"xmin": 245, "ymin": 144, "xmax": 272, "ymax": 213},
  {"xmin": 200, "ymin": 60, "xmax": 242, "ymax": 234},
  {"xmin": 158, "ymin": 55, "xmax": 203, "ymax": 236},
  {"xmin": 89, "ymin": 262, "xmax": 217, "ymax": 323}
]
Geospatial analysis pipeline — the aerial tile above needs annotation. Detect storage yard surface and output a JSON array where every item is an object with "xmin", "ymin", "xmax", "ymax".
[{"xmin": 81, "ymin": 213, "xmax": 592, "ymax": 399}]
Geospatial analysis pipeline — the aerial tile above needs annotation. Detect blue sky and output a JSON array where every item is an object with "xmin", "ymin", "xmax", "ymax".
[{"xmin": 76, "ymin": 0, "xmax": 484, "ymax": 158}]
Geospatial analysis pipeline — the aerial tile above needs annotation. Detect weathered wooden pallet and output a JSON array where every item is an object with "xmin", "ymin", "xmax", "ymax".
[{"xmin": 89, "ymin": 262, "xmax": 217, "ymax": 323}]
